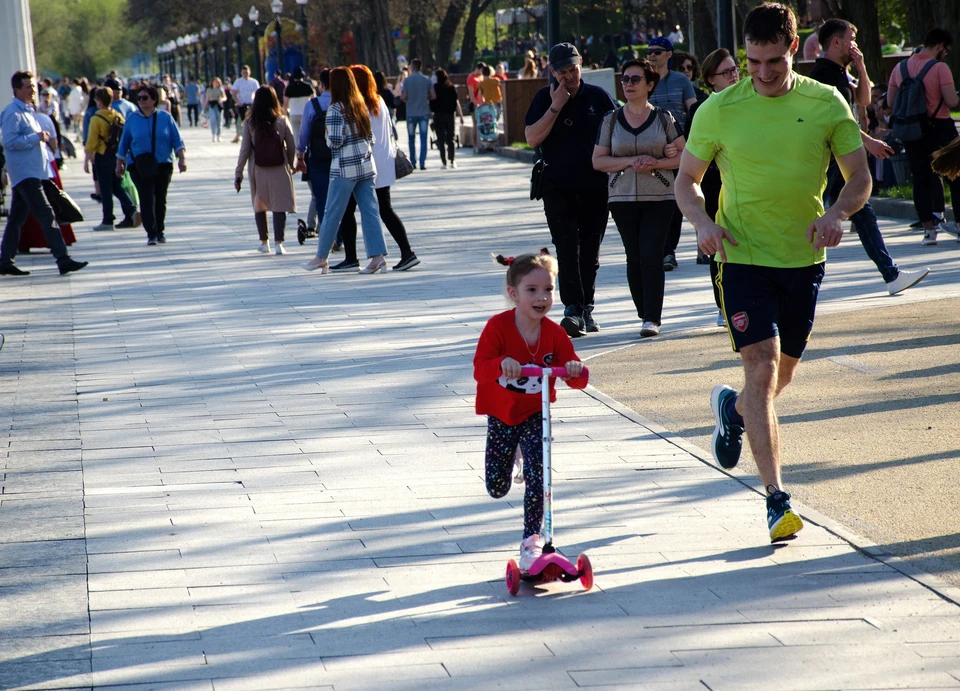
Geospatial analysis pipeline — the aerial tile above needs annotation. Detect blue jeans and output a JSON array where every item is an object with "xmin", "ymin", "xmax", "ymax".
[
  {"xmin": 207, "ymin": 107, "xmax": 221, "ymax": 138},
  {"xmin": 315, "ymin": 176, "xmax": 385, "ymax": 260},
  {"xmin": 825, "ymin": 163, "xmax": 898, "ymax": 284},
  {"xmin": 406, "ymin": 115, "xmax": 430, "ymax": 168}
]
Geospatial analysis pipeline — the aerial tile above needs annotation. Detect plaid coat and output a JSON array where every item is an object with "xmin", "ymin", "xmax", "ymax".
[{"xmin": 325, "ymin": 102, "xmax": 376, "ymax": 181}]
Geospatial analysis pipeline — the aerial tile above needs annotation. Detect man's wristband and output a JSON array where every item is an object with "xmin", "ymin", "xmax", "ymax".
[{"xmin": 549, "ymin": 106, "xmax": 560, "ymax": 114}]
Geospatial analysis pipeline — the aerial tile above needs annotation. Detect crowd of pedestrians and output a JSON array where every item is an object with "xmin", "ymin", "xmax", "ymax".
[{"xmin": 1, "ymin": 4, "xmax": 959, "ymax": 560}]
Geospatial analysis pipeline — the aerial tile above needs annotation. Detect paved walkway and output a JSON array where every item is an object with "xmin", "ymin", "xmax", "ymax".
[{"xmin": 3, "ymin": 126, "xmax": 960, "ymax": 690}]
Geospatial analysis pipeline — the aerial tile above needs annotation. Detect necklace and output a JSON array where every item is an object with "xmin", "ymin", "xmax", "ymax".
[{"xmin": 515, "ymin": 318, "xmax": 542, "ymax": 361}]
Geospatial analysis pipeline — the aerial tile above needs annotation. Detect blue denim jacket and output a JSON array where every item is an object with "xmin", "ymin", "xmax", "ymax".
[
  {"xmin": 1, "ymin": 99, "xmax": 49, "ymax": 188},
  {"xmin": 116, "ymin": 110, "xmax": 185, "ymax": 166}
]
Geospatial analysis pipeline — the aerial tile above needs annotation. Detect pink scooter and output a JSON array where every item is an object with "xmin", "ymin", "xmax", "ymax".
[{"xmin": 505, "ymin": 365, "xmax": 594, "ymax": 595}]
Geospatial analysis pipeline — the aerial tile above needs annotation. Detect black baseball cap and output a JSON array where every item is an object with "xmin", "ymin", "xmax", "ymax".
[
  {"xmin": 549, "ymin": 43, "xmax": 581, "ymax": 71},
  {"xmin": 104, "ymin": 77, "xmax": 122, "ymax": 91}
]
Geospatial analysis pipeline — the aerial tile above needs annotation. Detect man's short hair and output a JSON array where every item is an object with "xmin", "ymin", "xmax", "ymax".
[
  {"xmin": 410, "ymin": 58, "xmax": 423, "ymax": 71},
  {"xmin": 318, "ymin": 69, "xmax": 330, "ymax": 89},
  {"xmin": 481, "ymin": 65, "xmax": 492, "ymax": 77},
  {"xmin": 476, "ymin": 61, "xmax": 486, "ymax": 70},
  {"xmin": 241, "ymin": 64, "xmax": 251, "ymax": 72},
  {"xmin": 11, "ymin": 70, "xmax": 33, "ymax": 91},
  {"xmin": 924, "ymin": 28, "xmax": 953, "ymax": 49},
  {"xmin": 818, "ymin": 18, "xmax": 855, "ymax": 49},
  {"xmin": 743, "ymin": 2, "xmax": 798, "ymax": 47}
]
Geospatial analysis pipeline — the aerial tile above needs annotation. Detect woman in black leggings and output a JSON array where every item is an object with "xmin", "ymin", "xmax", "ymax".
[{"xmin": 431, "ymin": 69, "xmax": 464, "ymax": 169}]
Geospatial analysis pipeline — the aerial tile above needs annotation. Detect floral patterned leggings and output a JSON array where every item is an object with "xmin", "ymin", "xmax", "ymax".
[{"xmin": 485, "ymin": 414, "xmax": 544, "ymax": 539}]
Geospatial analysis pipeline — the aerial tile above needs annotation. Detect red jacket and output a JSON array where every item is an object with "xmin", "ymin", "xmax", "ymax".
[{"xmin": 474, "ymin": 309, "xmax": 588, "ymax": 426}]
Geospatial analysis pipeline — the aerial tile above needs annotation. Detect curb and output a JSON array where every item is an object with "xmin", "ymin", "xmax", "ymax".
[
  {"xmin": 870, "ymin": 196, "xmax": 955, "ymax": 222},
  {"xmin": 579, "ymin": 382, "xmax": 960, "ymax": 608},
  {"xmin": 495, "ymin": 146, "xmax": 536, "ymax": 164}
]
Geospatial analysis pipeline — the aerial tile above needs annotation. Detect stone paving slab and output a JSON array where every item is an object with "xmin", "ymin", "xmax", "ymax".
[{"xmin": 2, "ymin": 126, "xmax": 960, "ymax": 689}]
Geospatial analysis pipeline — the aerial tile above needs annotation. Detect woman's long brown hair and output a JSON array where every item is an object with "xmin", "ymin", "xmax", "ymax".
[
  {"xmin": 249, "ymin": 86, "xmax": 281, "ymax": 131},
  {"xmin": 931, "ymin": 136, "xmax": 960, "ymax": 181},
  {"xmin": 330, "ymin": 67, "xmax": 371, "ymax": 140},
  {"xmin": 350, "ymin": 64, "xmax": 380, "ymax": 117}
]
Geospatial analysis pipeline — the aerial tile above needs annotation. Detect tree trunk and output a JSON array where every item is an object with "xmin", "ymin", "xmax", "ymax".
[
  {"xmin": 934, "ymin": 0, "xmax": 960, "ymax": 81},
  {"xmin": 436, "ymin": 0, "xmax": 469, "ymax": 71},
  {"xmin": 354, "ymin": 0, "xmax": 394, "ymax": 75},
  {"xmin": 693, "ymin": 0, "xmax": 717, "ymax": 62},
  {"xmin": 905, "ymin": 0, "xmax": 935, "ymax": 46},
  {"xmin": 459, "ymin": 0, "xmax": 493, "ymax": 72},
  {"xmin": 409, "ymin": 0, "xmax": 435, "ymax": 65}
]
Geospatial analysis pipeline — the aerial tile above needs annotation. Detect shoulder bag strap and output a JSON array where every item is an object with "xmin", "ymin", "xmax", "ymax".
[
  {"xmin": 150, "ymin": 112, "xmax": 157, "ymax": 155},
  {"xmin": 656, "ymin": 108, "xmax": 675, "ymax": 143}
]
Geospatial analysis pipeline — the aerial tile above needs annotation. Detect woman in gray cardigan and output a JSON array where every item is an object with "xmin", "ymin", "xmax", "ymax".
[{"xmin": 593, "ymin": 58, "xmax": 685, "ymax": 338}]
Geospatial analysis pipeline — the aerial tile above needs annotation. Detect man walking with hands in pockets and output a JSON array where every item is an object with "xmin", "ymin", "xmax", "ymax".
[{"xmin": 676, "ymin": 3, "xmax": 870, "ymax": 542}]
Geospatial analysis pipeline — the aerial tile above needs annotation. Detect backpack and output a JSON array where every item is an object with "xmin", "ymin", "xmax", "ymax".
[
  {"xmin": 253, "ymin": 121, "xmax": 286, "ymax": 167},
  {"xmin": 95, "ymin": 112, "xmax": 124, "ymax": 155},
  {"xmin": 891, "ymin": 59, "xmax": 942, "ymax": 143},
  {"xmin": 308, "ymin": 97, "xmax": 332, "ymax": 162}
]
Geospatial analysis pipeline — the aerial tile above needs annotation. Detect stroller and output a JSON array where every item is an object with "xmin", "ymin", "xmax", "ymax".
[{"xmin": 475, "ymin": 103, "xmax": 499, "ymax": 153}]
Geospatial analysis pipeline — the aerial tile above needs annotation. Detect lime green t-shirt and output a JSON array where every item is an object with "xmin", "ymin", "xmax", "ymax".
[{"xmin": 685, "ymin": 74, "xmax": 863, "ymax": 268}]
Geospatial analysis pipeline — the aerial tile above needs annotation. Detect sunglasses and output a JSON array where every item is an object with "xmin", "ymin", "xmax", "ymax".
[
  {"xmin": 620, "ymin": 75, "xmax": 645, "ymax": 85},
  {"xmin": 138, "ymin": 94, "xmax": 151, "ymax": 101},
  {"xmin": 680, "ymin": 64, "xmax": 694, "ymax": 72},
  {"xmin": 648, "ymin": 49, "xmax": 666, "ymax": 56}
]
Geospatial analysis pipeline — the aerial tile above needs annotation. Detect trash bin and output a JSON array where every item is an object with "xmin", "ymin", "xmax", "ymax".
[{"xmin": 889, "ymin": 152, "xmax": 912, "ymax": 186}]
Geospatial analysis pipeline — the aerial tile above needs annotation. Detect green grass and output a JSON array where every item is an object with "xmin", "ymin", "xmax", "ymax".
[
  {"xmin": 509, "ymin": 142, "xmax": 533, "ymax": 150},
  {"xmin": 877, "ymin": 183, "xmax": 951, "ymax": 204}
]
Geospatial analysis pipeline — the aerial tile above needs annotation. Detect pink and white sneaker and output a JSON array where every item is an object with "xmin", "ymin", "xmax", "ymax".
[{"xmin": 518, "ymin": 534, "xmax": 544, "ymax": 572}]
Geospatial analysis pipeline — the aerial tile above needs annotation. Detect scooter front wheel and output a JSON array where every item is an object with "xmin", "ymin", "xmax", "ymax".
[
  {"xmin": 506, "ymin": 559, "xmax": 522, "ymax": 596},
  {"xmin": 577, "ymin": 553, "xmax": 593, "ymax": 591}
]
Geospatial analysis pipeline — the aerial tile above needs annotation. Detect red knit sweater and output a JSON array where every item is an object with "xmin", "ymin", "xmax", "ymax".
[{"xmin": 474, "ymin": 309, "xmax": 588, "ymax": 426}]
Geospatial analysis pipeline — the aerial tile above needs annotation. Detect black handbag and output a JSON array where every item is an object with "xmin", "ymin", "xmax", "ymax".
[
  {"xmin": 530, "ymin": 149, "xmax": 547, "ymax": 201},
  {"xmin": 42, "ymin": 179, "xmax": 84, "ymax": 224},
  {"xmin": 392, "ymin": 124, "xmax": 414, "ymax": 179},
  {"xmin": 133, "ymin": 112, "xmax": 159, "ymax": 180}
]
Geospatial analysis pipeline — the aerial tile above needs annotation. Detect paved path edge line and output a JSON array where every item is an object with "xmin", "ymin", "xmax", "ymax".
[{"xmin": 579, "ymin": 382, "xmax": 960, "ymax": 608}]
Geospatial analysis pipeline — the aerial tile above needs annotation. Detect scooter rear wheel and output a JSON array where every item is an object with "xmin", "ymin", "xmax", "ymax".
[
  {"xmin": 505, "ymin": 559, "xmax": 522, "ymax": 596},
  {"xmin": 577, "ymin": 553, "xmax": 593, "ymax": 591}
]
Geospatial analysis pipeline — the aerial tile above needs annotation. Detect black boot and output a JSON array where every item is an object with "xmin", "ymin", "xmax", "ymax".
[{"xmin": 560, "ymin": 305, "xmax": 586, "ymax": 338}]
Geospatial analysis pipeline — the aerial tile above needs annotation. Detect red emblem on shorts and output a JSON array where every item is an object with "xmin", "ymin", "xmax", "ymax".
[{"xmin": 731, "ymin": 311, "xmax": 749, "ymax": 332}]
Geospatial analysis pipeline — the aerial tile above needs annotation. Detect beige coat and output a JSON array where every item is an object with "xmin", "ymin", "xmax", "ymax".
[{"xmin": 235, "ymin": 116, "xmax": 297, "ymax": 213}]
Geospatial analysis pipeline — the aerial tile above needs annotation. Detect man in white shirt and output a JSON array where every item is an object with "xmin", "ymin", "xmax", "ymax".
[{"xmin": 231, "ymin": 65, "xmax": 260, "ymax": 143}]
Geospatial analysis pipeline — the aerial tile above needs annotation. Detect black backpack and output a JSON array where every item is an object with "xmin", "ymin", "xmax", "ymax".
[
  {"xmin": 95, "ymin": 112, "xmax": 124, "ymax": 155},
  {"xmin": 308, "ymin": 97, "xmax": 332, "ymax": 163},
  {"xmin": 891, "ymin": 59, "xmax": 942, "ymax": 143}
]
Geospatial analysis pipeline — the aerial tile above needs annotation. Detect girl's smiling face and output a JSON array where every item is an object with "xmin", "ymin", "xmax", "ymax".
[{"xmin": 507, "ymin": 267, "xmax": 555, "ymax": 321}]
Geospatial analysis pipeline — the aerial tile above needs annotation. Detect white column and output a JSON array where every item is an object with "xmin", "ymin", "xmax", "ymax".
[{"xmin": 0, "ymin": 0, "xmax": 37, "ymax": 113}]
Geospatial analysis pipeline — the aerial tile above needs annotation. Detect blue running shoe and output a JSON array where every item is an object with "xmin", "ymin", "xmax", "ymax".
[
  {"xmin": 710, "ymin": 385, "xmax": 744, "ymax": 469},
  {"xmin": 767, "ymin": 490, "xmax": 803, "ymax": 543}
]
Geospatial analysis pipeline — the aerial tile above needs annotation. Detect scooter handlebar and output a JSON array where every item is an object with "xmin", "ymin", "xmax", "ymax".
[{"xmin": 519, "ymin": 365, "xmax": 590, "ymax": 379}]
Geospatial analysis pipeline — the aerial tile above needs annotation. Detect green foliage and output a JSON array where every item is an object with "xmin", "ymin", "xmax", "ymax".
[
  {"xmin": 31, "ymin": 0, "xmax": 143, "ymax": 78},
  {"xmin": 510, "ymin": 141, "xmax": 533, "ymax": 150},
  {"xmin": 878, "ymin": 183, "xmax": 952, "ymax": 205}
]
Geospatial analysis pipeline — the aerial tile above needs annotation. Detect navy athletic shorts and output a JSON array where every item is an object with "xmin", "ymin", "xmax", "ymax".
[{"xmin": 715, "ymin": 262, "xmax": 826, "ymax": 359}]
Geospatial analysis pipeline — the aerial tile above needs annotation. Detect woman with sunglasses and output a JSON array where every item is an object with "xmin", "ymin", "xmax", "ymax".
[
  {"xmin": 684, "ymin": 48, "xmax": 740, "ymax": 326},
  {"xmin": 593, "ymin": 59, "xmax": 685, "ymax": 338},
  {"xmin": 115, "ymin": 86, "xmax": 187, "ymax": 245},
  {"xmin": 672, "ymin": 51, "xmax": 709, "ymax": 103}
]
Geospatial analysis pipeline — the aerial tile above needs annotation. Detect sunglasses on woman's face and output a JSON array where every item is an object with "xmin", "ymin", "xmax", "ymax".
[
  {"xmin": 681, "ymin": 64, "xmax": 693, "ymax": 72},
  {"xmin": 138, "ymin": 95, "xmax": 151, "ymax": 101},
  {"xmin": 620, "ymin": 75, "xmax": 645, "ymax": 85},
  {"xmin": 648, "ymin": 49, "xmax": 666, "ymax": 56}
]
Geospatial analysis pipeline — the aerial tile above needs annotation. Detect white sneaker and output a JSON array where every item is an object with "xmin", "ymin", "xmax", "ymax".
[
  {"xmin": 921, "ymin": 229, "xmax": 938, "ymax": 246},
  {"xmin": 441, "ymin": 163, "xmax": 448, "ymax": 169},
  {"xmin": 275, "ymin": 243, "xmax": 286, "ymax": 255},
  {"xmin": 886, "ymin": 268, "xmax": 929, "ymax": 295},
  {"xmin": 640, "ymin": 321, "xmax": 660, "ymax": 337},
  {"xmin": 92, "ymin": 223, "xmax": 115, "ymax": 231},
  {"xmin": 257, "ymin": 242, "xmax": 270, "ymax": 253},
  {"xmin": 512, "ymin": 447, "xmax": 524, "ymax": 485},
  {"xmin": 518, "ymin": 534, "xmax": 544, "ymax": 573},
  {"xmin": 716, "ymin": 310, "xmax": 726, "ymax": 327},
  {"xmin": 451, "ymin": 161, "xmax": 457, "ymax": 169}
]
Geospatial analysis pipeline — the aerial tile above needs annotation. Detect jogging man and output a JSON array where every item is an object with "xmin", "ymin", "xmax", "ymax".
[
  {"xmin": 809, "ymin": 18, "xmax": 929, "ymax": 295},
  {"xmin": 676, "ymin": 3, "xmax": 870, "ymax": 542}
]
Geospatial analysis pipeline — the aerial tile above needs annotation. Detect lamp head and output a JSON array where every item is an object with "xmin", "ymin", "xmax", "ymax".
[
  {"xmin": 271, "ymin": 0, "xmax": 283, "ymax": 15},
  {"xmin": 233, "ymin": 14, "xmax": 243, "ymax": 29},
  {"xmin": 249, "ymin": 6, "xmax": 260, "ymax": 22},
  {"xmin": 200, "ymin": 28, "xmax": 208, "ymax": 39}
]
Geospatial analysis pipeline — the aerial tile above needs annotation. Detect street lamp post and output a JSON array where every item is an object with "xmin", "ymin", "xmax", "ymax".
[
  {"xmin": 200, "ymin": 28, "xmax": 210, "ymax": 84},
  {"xmin": 210, "ymin": 25, "xmax": 219, "ymax": 81},
  {"xmin": 221, "ymin": 21, "xmax": 231, "ymax": 80},
  {"xmin": 249, "ymin": 7, "xmax": 263, "ymax": 83},
  {"xmin": 271, "ymin": 0, "xmax": 283, "ymax": 80},
  {"xmin": 176, "ymin": 37, "xmax": 186, "ymax": 85},
  {"xmin": 192, "ymin": 35, "xmax": 200, "ymax": 82},
  {"xmin": 295, "ymin": 0, "xmax": 308, "ymax": 73},
  {"xmin": 233, "ymin": 14, "xmax": 244, "ymax": 80}
]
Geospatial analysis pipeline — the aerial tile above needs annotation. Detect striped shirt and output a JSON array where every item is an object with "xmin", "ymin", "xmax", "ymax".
[{"xmin": 325, "ymin": 102, "xmax": 376, "ymax": 181}]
